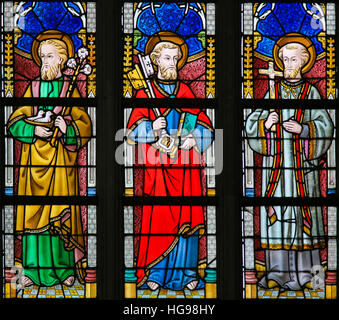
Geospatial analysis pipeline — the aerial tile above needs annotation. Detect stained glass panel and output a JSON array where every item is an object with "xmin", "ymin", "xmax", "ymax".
[
  {"xmin": 241, "ymin": 3, "xmax": 336, "ymax": 100},
  {"xmin": 242, "ymin": 108, "xmax": 336, "ymax": 198},
  {"xmin": 122, "ymin": 2, "xmax": 217, "ymax": 299},
  {"xmin": 242, "ymin": 206, "xmax": 337, "ymax": 299},
  {"xmin": 1, "ymin": 1, "xmax": 97, "ymax": 299},
  {"xmin": 241, "ymin": 2, "xmax": 337, "ymax": 300}
]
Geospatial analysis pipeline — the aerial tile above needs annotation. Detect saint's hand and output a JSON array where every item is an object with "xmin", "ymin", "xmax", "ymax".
[
  {"xmin": 264, "ymin": 111, "xmax": 279, "ymax": 131},
  {"xmin": 180, "ymin": 134, "xmax": 196, "ymax": 150},
  {"xmin": 54, "ymin": 116, "xmax": 67, "ymax": 134},
  {"xmin": 34, "ymin": 126, "xmax": 53, "ymax": 139},
  {"xmin": 282, "ymin": 119, "xmax": 302, "ymax": 134},
  {"xmin": 152, "ymin": 117, "xmax": 167, "ymax": 130}
]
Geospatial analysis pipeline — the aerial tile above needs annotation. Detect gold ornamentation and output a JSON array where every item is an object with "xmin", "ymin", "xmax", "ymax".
[
  {"xmin": 243, "ymin": 36, "xmax": 253, "ymax": 99},
  {"xmin": 125, "ymin": 283, "xmax": 137, "ymax": 298},
  {"xmin": 326, "ymin": 285, "xmax": 337, "ymax": 299},
  {"xmin": 253, "ymin": 31, "xmax": 262, "ymax": 50},
  {"xmin": 207, "ymin": 188, "xmax": 216, "ymax": 196},
  {"xmin": 78, "ymin": 28, "xmax": 87, "ymax": 46},
  {"xmin": 85, "ymin": 282, "xmax": 97, "ymax": 298},
  {"xmin": 317, "ymin": 31, "xmax": 326, "ymax": 50},
  {"xmin": 245, "ymin": 284, "xmax": 257, "ymax": 299},
  {"xmin": 125, "ymin": 188, "xmax": 134, "ymax": 197},
  {"xmin": 87, "ymin": 34, "xmax": 96, "ymax": 97},
  {"xmin": 14, "ymin": 28, "xmax": 22, "ymax": 45},
  {"xmin": 205, "ymin": 283, "xmax": 217, "ymax": 298},
  {"xmin": 123, "ymin": 35, "xmax": 133, "ymax": 98},
  {"xmin": 4, "ymin": 33, "xmax": 14, "ymax": 97},
  {"xmin": 206, "ymin": 37, "xmax": 215, "ymax": 98},
  {"xmin": 327, "ymin": 37, "xmax": 335, "ymax": 99}
]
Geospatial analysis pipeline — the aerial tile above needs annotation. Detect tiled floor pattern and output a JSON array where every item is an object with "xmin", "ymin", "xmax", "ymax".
[
  {"xmin": 137, "ymin": 288, "xmax": 205, "ymax": 299},
  {"xmin": 258, "ymin": 287, "xmax": 325, "ymax": 299},
  {"xmin": 17, "ymin": 279, "xmax": 84, "ymax": 298}
]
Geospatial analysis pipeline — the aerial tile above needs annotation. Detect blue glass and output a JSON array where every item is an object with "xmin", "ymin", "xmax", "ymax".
[
  {"xmin": 274, "ymin": 3, "xmax": 307, "ymax": 34},
  {"xmin": 67, "ymin": 2, "xmax": 82, "ymax": 14},
  {"xmin": 177, "ymin": 10, "xmax": 203, "ymax": 36},
  {"xmin": 57, "ymin": 14, "xmax": 83, "ymax": 35},
  {"xmin": 34, "ymin": 2, "xmax": 67, "ymax": 29},
  {"xmin": 136, "ymin": 36, "xmax": 150, "ymax": 53},
  {"xmin": 135, "ymin": 2, "xmax": 205, "ymax": 57},
  {"xmin": 258, "ymin": 3, "xmax": 272, "ymax": 16},
  {"xmin": 17, "ymin": 11, "xmax": 42, "ymax": 35},
  {"xmin": 16, "ymin": 2, "xmax": 85, "ymax": 54},
  {"xmin": 255, "ymin": 3, "xmax": 325, "ymax": 59},
  {"xmin": 139, "ymin": 2, "xmax": 151, "ymax": 9},
  {"xmin": 186, "ymin": 3, "xmax": 200, "ymax": 10},
  {"xmin": 155, "ymin": 3, "xmax": 185, "ymax": 32},
  {"xmin": 137, "ymin": 8, "xmax": 161, "ymax": 36},
  {"xmin": 185, "ymin": 37, "xmax": 204, "ymax": 56},
  {"xmin": 255, "ymin": 37, "xmax": 277, "ymax": 59}
]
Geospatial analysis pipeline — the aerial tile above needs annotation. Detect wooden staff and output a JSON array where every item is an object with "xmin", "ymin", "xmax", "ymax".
[{"xmin": 50, "ymin": 59, "xmax": 83, "ymax": 147}]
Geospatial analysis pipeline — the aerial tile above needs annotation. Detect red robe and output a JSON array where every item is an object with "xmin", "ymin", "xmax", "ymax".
[{"xmin": 127, "ymin": 80, "xmax": 214, "ymax": 287}]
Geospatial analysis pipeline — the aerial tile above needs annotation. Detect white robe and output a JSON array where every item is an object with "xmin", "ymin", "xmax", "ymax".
[{"xmin": 245, "ymin": 80, "xmax": 334, "ymax": 289}]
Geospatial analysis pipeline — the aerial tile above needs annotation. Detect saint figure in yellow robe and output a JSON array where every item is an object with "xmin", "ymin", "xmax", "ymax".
[{"xmin": 7, "ymin": 31, "xmax": 92, "ymax": 287}]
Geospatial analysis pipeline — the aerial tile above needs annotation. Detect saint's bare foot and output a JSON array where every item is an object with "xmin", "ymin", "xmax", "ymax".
[
  {"xmin": 186, "ymin": 280, "xmax": 198, "ymax": 290},
  {"xmin": 63, "ymin": 276, "xmax": 75, "ymax": 287},
  {"xmin": 21, "ymin": 276, "xmax": 33, "ymax": 287},
  {"xmin": 147, "ymin": 281, "xmax": 159, "ymax": 291}
]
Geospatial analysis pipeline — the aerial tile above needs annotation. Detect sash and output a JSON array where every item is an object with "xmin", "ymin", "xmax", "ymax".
[{"xmin": 265, "ymin": 81, "xmax": 312, "ymax": 236}]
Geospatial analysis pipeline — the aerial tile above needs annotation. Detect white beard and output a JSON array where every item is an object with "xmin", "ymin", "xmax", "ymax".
[{"xmin": 41, "ymin": 63, "xmax": 60, "ymax": 81}]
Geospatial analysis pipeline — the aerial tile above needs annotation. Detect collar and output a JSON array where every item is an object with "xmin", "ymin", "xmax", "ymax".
[
  {"xmin": 281, "ymin": 78, "xmax": 305, "ymax": 88},
  {"xmin": 154, "ymin": 79, "xmax": 180, "ymax": 97}
]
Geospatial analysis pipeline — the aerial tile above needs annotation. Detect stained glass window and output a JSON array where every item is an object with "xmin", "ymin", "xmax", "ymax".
[
  {"xmin": 1, "ymin": 1, "xmax": 97, "ymax": 299},
  {"xmin": 241, "ymin": 3, "xmax": 337, "ymax": 299},
  {"xmin": 122, "ymin": 2, "xmax": 217, "ymax": 299}
]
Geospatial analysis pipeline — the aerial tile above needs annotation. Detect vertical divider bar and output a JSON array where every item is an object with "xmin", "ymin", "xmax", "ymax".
[{"xmin": 0, "ymin": 2, "xmax": 4, "ymax": 298}]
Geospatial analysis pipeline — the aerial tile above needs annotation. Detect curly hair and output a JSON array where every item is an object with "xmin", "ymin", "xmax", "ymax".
[
  {"xmin": 278, "ymin": 43, "xmax": 310, "ymax": 69},
  {"xmin": 38, "ymin": 39, "xmax": 68, "ymax": 70},
  {"xmin": 150, "ymin": 41, "xmax": 182, "ymax": 66}
]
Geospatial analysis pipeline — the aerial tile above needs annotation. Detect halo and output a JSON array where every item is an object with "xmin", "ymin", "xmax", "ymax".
[
  {"xmin": 144, "ymin": 31, "xmax": 188, "ymax": 70},
  {"xmin": 273, "ymin": 33, "xmax": 317, "ymax": 74},
  {"xmin": 31, "ymin": 30, "xmax": 75, "ymax": 67}
]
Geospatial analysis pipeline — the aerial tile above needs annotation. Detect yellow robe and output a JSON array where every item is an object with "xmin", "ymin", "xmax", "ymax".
[{"xmin": 7, "ymin": 84, "xmax": 92, "ymax": 280}]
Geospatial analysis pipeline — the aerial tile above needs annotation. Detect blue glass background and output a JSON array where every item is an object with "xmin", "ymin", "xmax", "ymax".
[
  {"xmin": 16, "ymin": 2, "xmax": 85, "ymax": 54},
  {"xmin": 135, "ymin": 2, "xmax": 204, "ymax": 57},
  {"xmin": 255, "ymin": 3, "xmax": 325, "ymax": 58}
]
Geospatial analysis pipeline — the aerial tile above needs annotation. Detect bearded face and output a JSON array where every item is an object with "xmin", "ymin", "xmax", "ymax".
[
  {"xmin": 156, "ymin": 47, "xmax": 180, "ymax": 81},
  {"xmin": 281, "ymin": 47, "xmax": 305, "ymax": 82},
  {"xmin": 41, "ymin": 63, "xmax": 61, "ymax": 81},
  {"xmin": 159, "ymin": 63, "xmax": 177, "ymax": 81},
  {"xmin": 284, "ymin": 66, "xmax": 301, "ymax": 80},
  {"xmin": 40, "ymin": 43, "xmax": 63, "ymax": 81}
]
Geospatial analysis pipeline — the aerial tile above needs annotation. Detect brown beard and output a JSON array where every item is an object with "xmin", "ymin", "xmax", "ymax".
[
  {"xmin": 159, "ymin": 64, "xmax": 177, "ymax": 81},
  {"xmin": 284, "ymin": 66, "xmax": 301, "ymax": 80},
  {"xmin": 41, "ymin": 63, "xmax": 60, "ymax": 81}
]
